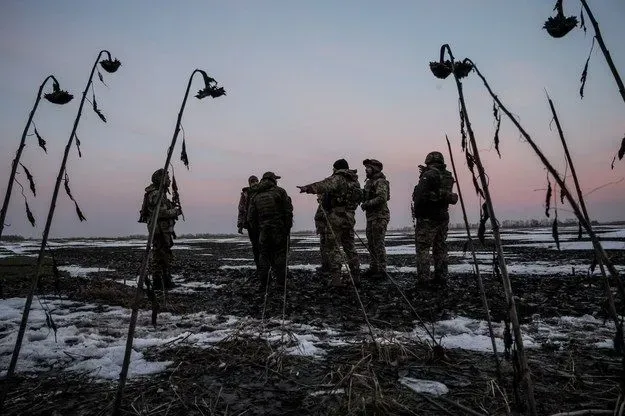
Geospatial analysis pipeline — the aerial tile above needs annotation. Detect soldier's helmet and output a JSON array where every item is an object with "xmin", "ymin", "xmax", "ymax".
[
  {"xmin": 262, "ymin": 171, "xmax": 281, "ymax": 182},
  {"xmin": 151, "ymin": 168, "xmax": 168, "ymax": 184},
  {"xmin": 425, "ymin": 151, "xmax": 444, "ymax": 165}
]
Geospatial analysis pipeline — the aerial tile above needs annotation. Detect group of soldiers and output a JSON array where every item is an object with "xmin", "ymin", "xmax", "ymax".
[{"xmin": 141, "ymin": 151, "xmax": 458, "ymax": 291}]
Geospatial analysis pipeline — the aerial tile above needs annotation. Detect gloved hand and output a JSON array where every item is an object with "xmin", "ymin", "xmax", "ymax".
[
  {"xmin": 297, "ymin": 185, "xmax": 312, "ymax": 194},
  {"xmin": 237, "ymin": 227, "xmax": 243, "ymax": 234},
  {"xmin": 360, "ymin": 201, "xmax": 369, "ymax": 211}
]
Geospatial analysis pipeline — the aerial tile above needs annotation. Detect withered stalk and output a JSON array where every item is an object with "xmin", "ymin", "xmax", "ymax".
[
  {"xmin": 579, "ymin": 0, "xmax": 625, "ymax": 104},
  {"xmin": 1, "ymin": 50, "xmax": 118, "ymax": 411},
  {"xmin": 469, "ymin": 61, "xmax": 622, "ymax": 289},
  {"xmin": 0, "ymin": 75, "xmax": 65, "ymax": 240},
  {"xmin": 445, "ymin": 135, "xmax": 502, "ymax": 382},
  {"xmin": 440, "ymin": 44, "xmax": 537, "ymax": 416},
  {"xmin": 113, "ymin": 69, "xmax": 224, "ymax": 415}
]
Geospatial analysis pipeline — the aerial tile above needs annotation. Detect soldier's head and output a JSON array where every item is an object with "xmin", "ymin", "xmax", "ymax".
[
  {"xmin": 425, "ymin": 151, "xmax": 444, "ymax": 166},
  {"xmin": 151, "ymin": 168, "xmax": 170, "ymax": 187},
  {"xmin": 332, "ymin": 158, "xmax": 349, "ymax": 172},
  {"xmin": 261, "ymin": 171, "xmax": 281, "ymax": 184},
  {"xmin": 248, "ymin": 175, "xmax": 259, "ymax": 186},
  {"xmin": 363, "ymin": 159, "xmax": 383, "ymax": 177}
]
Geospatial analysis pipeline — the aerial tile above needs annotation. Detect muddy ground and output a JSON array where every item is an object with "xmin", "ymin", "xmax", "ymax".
[{"xmin": 1, "ymin": 233, "xmax": 625, "ymax": 415}]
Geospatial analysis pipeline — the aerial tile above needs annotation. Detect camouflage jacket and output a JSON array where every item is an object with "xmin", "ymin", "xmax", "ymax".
[
  {"xmin": 362, "ymin": 171, "xmax": 390, "ymax": 222},
  {"xmin": 412, "ymin": 163, "xmax": 455, "ymax": 221},
  {"xmin": 237, "ymin": 184, "xmax": 257, "ymax": 229},
  {"xmin": 247, "ymin": 179, "xmax": 293, "ymax": 231},
  {"xmin": 301, "ymin": 169, "xmax": 361, "ymax": 229},
  {"xmin": 144, "ymin": 184, "xmax": 179, "ymax": 235}
]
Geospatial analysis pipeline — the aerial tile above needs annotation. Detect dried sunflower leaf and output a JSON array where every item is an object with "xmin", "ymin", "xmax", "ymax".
[
  {"xmin": 580, "ymin": 38, "xmax": 595, "ymax": 99},
  {"xmin": 460, "ymin": 105, "xmax": 467, "ymax": 151},
  {"xmin": 74, "ymin": 133, "xmax": 82, "ymax": 158},
  {"xmin": 92, "ymin": 93, "xmax": 107, "ymax": 123},
  {"xmin": 560, "ymin": 187, "xmax": 566, "ymax": 204},
  {"xmin": 580, "ymin": 5, "xmax": 586, "ymax": 33},
  {"xmin": 25, "ymin": 200, "xmax": 35, "ymax": 227},
  {"xmin": 618, "ymin": 136, "xmax": 625, "ymax": 161},
  {"xmin": 472, "ymin": 175, "xmax": 484, "ymax": 199},
  {"xmin": 63, "ymin": 174, "xmax": 74, "ymax": 201},
  {"xmin": 20, "ymin": 163, "xmax": 36, "ymax": 196},
  {"xmin": 34, "ymin": 128, "xmax": 47, "ymax": 153},
  {"xmin": 494, "ymin": 114, "xmax": 501, "ymax": 158},
  {"xmin": 545, "ymin": 181, "xmax": 552, "ymax": 217},
  {"xmin": 74, "ymin": 201, "xmax": 86, "ymax": 222},
  {"xmin": 180, "ymin": 139, "xmax": 189, "ymax": 169}
]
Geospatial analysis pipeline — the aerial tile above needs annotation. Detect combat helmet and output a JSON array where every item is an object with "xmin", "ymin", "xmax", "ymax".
[
  {"xmin": 151, "ymin": 168, "xmax": 168, "ymax": 184},
  {"xmin": 425, "ymin": 151, "xmax": 444, "ymax": 165}
]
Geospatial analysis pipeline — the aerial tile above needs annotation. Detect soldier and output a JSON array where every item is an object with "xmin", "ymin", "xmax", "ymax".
[
  {"xmin": 412, "ymin": 151, "xmax": 458, "ymax": 284},
  {"xmin": 298, "ymin": 159, "xmax": 362, "ymax": 287},
  {"xmin": 139, "ymin": 168, "xmax": 182, "ymax": 290},
  {"xmin": 247, "ymin": 172, "xmax": 293, "ymax": 289},
  {"xmin": 361, "ymin": 159, "xmax": 390, "ymax": 279},
  {"xmin": 314, "ymin": 194, "xmax": 331, "ymax": 276},
  {"xmin": 237, "ymin": 175, "xmax": 260, "ymax": 269}
]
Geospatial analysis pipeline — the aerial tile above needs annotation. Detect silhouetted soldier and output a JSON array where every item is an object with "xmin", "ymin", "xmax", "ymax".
[
  {"xmin": 412, "ymin": 151, "xmax": 458, "ymax": 284},
  {"xmin": 247, "ymin": 172, "xmax": 293, "ymax": 289},
  {"xmin": 139, "ymin": 168, "xmax": 181, "ymax": 290},
  {"xmin": 237, "ymin": 175, "xmax": 260, "ymax": 270},
  {"xmin": 361, "ymin": 159, "xmax": 390, "ymax": 279},
  {"xmin": 298, "ymin": 159, "xmax": 362, "ymax": 287}
]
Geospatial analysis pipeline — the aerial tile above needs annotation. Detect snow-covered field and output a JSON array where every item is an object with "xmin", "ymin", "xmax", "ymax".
[{"xmin": 1, "ymin": 225, "xmax": 624, "ymax": 382}]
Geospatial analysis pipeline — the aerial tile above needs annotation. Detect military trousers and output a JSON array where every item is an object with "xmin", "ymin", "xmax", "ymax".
[
  {"xmin": 366, "ymin": 218, "xmax": 388, "ymax": 272},
  {"xmin": 257, "ymin": 225, "xmax": 289, "ymax": 286},
  {"xmin": 415, "ymin": 217, "xmax": 449, "ymax": 280},
  {"xmin": 323, "ymin": 225, "xmax": 360, "ymax": 280},
  {"xmin": 247, "ymin": 227, "xmax": 260, "ymax": 268},
  {"xmin": 151, "ymin": 232, "xmax": 174, "ymax": 287}
]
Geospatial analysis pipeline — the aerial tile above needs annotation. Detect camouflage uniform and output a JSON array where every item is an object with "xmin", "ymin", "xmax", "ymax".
[
  {"xmin": 237, "ymin": 176, "xmax": 260, "ymax": 269},
  {"xmin": 142, "ymin": 169, "xmax": 181, "ymax": 290},
  {"xmin": 412, "ymin": 152, "xmax": 458, "ymax": 282},
  {"xmin": 314, "ymin": 195, "xmax": 331, "ymax": 273},
  {"xmin": 247, "ymin": 172, "xmax": 293, "ymax": 288},
  {"xmin": 362, "ymin": 159, "xmax": 390, "ymax": 278},
  {"xmin": 299, "ymin": 160, "xmax": 362, "ymax": 287}
]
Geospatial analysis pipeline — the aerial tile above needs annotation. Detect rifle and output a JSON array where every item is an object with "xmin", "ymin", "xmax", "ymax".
[{"xmin": 171, "ymin": 172, "xmax": 184, "ymax": 221}]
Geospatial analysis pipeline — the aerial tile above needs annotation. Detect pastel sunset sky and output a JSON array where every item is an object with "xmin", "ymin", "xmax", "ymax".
[{"xmin": 1, "ymin": 0, "xmax": 624, "ymax": 238}]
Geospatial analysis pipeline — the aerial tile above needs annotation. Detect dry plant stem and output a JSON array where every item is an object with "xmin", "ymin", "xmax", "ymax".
[
  {"xmin": 546, "ymin": 94, "xmax": 623, "ymax": 336},
  {"xmin": 0, "ymin": 75, "xmax": 60, "ymax": 240},
  {"xmin": 112, "ymin": 69, "xmax": 210, "ymax": 416},
  {"xmin": 320, "ymin": 206, "xmax": 379, "ymax": 351},
  {"xmin": 470, "ymin": 62, "xmax": 622, "ymax": 285},
  {"xmin": 3, "ymin": 51, "xmax": 114, "ymax": 405},
  {"xmin": 353, "ymin": 229, "xmax": 439, "ymax": 346},
  {"xmin": 441, "ymin": 44, "xmax": 537, "ymax": 416},
  {"xmin": 445, "ymin": 135, "xmax": 502, "ymax": 382},
  {"xmin": 579, "ymin": 0, "xmax": 625, "ymax": 104}
]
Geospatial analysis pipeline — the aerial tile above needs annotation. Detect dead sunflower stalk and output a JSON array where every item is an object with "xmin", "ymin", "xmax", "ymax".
[
  {"xmin": 1, "ymin": 51, "xmax": 119, "ymax": 413},
  {"xmin": 430, "ymin": 43, "xmax": 537, "ymax": 416},
  {"xmin": 0, "ymin": 75, "xmax": 73, "ymax": 241},
  {"xmin": 113, "ymin": 69, "xmax": 225, "ymax": 416},
  {"xmin": 544, "ymin": 0, "xmax": 625, "ymax": 165}
]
